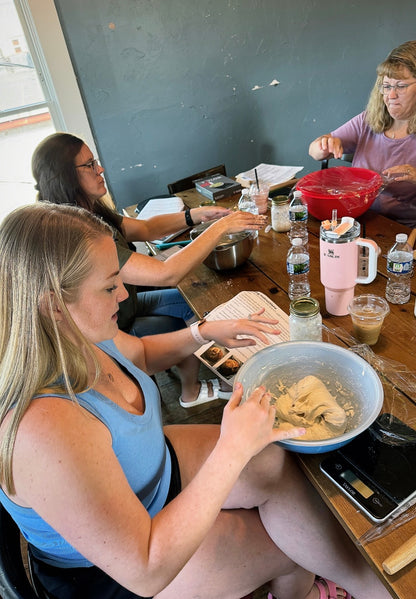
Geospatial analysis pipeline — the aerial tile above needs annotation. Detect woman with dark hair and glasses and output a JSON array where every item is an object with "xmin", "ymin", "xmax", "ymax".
[
  {"xmin": 309, "ymin": 40, "xmax": 416, "ymax": 227},
  {"xmin": 32, "ymin": 133, "xmax": 266, "ymax": 407}
]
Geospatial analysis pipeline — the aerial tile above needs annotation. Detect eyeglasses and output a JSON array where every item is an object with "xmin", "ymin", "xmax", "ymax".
[
  {"xmin": 378, "ymin": 81, "xmax": 416, "ymax": 95},
  {"xmin": 75, "ymin": 158, "xmax": 100, "ymax": 174}
]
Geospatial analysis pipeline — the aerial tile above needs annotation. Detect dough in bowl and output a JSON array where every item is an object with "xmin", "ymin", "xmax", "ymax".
[{"xmin": 271, "ymin": 375, "xmax": 347, "ymax": 441}]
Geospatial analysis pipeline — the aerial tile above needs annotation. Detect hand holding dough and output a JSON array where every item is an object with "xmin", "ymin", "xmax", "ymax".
[{"xmin": 272, "ymin": 375, "xmax": 347, "ymax": 441}]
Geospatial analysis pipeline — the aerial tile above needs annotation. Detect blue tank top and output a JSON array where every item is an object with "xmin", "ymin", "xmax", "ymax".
[{"xmin": 0, "ymin": 339, "xmax": 172, "ymax": 568}]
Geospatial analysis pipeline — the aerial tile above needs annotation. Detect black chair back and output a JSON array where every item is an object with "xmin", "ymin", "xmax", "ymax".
[
  {"xmin": 321, "ymin": 153, "xmax": 354, "ymax": 169},
  {"xmin": 0, "ymin": 504, "xmax": 47, "ymax": 598}
]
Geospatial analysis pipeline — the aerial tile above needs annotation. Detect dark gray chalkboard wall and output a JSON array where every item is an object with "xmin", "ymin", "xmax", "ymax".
[{"xmin": 54, "ymin": 0, "xmax": 415, "ymax": 210}]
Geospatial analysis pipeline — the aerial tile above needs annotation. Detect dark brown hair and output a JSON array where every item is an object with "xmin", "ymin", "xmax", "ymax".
[{"xmin": 32, "ymin": 132, "xmax": 121, "ymax": 231}]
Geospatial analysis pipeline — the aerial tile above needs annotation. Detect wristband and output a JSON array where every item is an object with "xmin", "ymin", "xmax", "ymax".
[
  {"xmin": 190, "ymin": 319, "xmax": 208, "ymax": 345},
  {"xmin": 184, "ymin": 208, "xmax": 194, "ymax": 227}
]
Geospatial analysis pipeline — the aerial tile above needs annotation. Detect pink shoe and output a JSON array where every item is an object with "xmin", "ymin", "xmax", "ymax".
[{"xmin": 315, "ymin": 577, "xmax": 352, "ymax": 599}]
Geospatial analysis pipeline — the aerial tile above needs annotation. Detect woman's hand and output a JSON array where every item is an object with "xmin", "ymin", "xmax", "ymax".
[
  {"xmin": 219, "ymin": 383, "xmax": 306, "ymax": 459},
  {"xmin": 199, "ymin": 311, "xmax": 280, "ymax": 348},
  {"xmin": 191, "ymin": 206, "xmax": 231, "ymax": 223},
  {"xmin": 382, "ymin": 164, "xmax": 416, "ymax": 183},
  {"xmin": 309, "ymin": 134, "xmax": 344, "ymax": 160},
  {"xmin": 210, "ymin": 210, "xmax": 268, "ymax": 235}
]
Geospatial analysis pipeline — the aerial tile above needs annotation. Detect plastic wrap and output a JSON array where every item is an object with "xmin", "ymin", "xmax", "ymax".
[
  {"xmin": 322, "ymin": 325, "xmax": 416, "ymax": 546},
  {"xmin": 296, "ymin": 167, "xmax": 384, "ymax": 220}
]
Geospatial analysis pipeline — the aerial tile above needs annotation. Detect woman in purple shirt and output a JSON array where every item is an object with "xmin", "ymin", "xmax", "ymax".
[{"xmin": 309, "ymin": 40, "xmax": 416, "ymax": 227}]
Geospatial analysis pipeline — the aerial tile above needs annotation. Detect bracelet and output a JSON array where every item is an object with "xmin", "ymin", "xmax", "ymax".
[
  {"xmin": 190, "ymin": 319, "xmax": 208, "ymax": 345},
  {"xmin": 184, "ymin": 208, "xmax": 194, "ymax": 227}
]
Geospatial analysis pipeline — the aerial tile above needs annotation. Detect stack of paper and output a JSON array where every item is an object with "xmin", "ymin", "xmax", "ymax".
[{"xmin": 236, "ymin": 163, "xmax": 303, "ymax": 190}]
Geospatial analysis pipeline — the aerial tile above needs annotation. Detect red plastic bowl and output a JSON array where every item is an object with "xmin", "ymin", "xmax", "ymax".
[{"xmin": 297, "ymin": 167, "xmax": 383, "ymax": 221}]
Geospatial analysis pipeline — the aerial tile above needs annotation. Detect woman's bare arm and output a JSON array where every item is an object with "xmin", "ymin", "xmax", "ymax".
[
  {"xmin": 121, "ymin": 206, "xmax": 231, "ymax": 242},
  {"xmin": 114, "ymin": 314, "xmax": 281, "ymax": 374},
  {"xmin": 120, "ymin": 211, "xmax": 266, "ymax": 287}
]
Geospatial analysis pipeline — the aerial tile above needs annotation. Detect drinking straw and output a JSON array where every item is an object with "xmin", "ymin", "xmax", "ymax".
[
  {"xmin": 331, "ymin": 209, "xmax": 337, "ymax": 230},
  {"xmin": 255, "ymin": 168, "xmax": 259, "ymax": 190}
]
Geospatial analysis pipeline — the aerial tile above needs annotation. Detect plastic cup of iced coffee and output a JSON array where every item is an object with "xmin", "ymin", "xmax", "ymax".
[{"xmin": 348, "ymin": 294, "xmax": 390, "ymax": 346}]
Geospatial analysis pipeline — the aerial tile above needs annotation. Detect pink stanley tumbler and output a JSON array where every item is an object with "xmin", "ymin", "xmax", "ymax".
[{"xmin": 320, "ymin": 220, "xmax": 379, "ymax": 316}]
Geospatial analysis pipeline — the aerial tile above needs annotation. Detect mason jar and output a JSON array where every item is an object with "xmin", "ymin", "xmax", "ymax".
[
  {"xmin": 271, "ymin": 195, "xmax": 291, "ymax": 232},
  {"xmin": 289, "ymin": 297, "xmax": 322, "ymax": 341}
]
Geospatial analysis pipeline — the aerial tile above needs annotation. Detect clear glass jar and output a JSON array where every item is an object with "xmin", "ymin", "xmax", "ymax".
[
  {"xmin": 271, "ymin": 195, "xmax": 291, "ymax": 232},
  {"xmin": 289, "ymin": 297, "xmax": 322, "ymax": 341}
]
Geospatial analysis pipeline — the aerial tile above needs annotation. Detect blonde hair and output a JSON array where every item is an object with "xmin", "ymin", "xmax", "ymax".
[
  {"xmin": 0, "ymin": 203, "xmax": 112, "ymax": 493},
  {"xmin": 366, "ymin": 41, "xmax": 416, "ymax": 134}
]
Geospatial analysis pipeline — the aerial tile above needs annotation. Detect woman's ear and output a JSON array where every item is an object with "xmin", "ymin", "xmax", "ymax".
[{"xmin": 39, "ymin": 291, "xmax": 64, "ymax": 321}]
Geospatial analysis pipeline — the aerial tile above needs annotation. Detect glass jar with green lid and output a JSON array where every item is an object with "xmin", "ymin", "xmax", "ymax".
[
  {"xmin": 289, "ymin": 297, "xmax": 322, "ymax": 341},
  {"xmin": 271, "ymin": 195, "xmax": 291, "ymax": 232}
]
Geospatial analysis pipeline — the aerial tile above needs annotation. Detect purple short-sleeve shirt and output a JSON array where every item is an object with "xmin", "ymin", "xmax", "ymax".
[{"xmin": 331, "ymin": 111, "xmax": 416, "ymax": 226}]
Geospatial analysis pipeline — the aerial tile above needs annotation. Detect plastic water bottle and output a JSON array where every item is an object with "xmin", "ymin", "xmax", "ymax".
[
  {"xmin": 287, "ymin": 237, "xmax": 311, "ymax": 300},
  {"xmin": 238, "ymin": 189, "xmax": 259, "ymax": 238},
  {"xmin": 385, "ymin": 233, "xmax": 413, "ymax": 304},
  {"xmin": 288, "ymin": 190, "xmax": 308, "ymax": 245}
]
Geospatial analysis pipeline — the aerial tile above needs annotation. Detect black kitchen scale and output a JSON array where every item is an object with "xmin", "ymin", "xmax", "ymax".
[{"xmin": 320, "ymin": 413, "xmax": 416, "ymax": 522}]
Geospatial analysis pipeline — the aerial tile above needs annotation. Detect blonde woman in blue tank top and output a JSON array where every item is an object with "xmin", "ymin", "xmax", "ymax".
[{"xmin": 0, "ymin": 204, "xmax": 391, "ymax": 599}]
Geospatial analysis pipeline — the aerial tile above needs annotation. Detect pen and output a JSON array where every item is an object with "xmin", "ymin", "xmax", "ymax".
[{"xmin": 155, "ymin": 240, "xmax": 191, "ymax": 250}]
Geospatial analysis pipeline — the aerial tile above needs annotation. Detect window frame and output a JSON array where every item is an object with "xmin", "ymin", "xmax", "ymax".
[{"xmin": 15, "ymin": 0, "xmax": 97, "ymax": 154}]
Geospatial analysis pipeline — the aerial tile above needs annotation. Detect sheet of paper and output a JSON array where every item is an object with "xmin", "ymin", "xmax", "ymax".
[
  {"xmin": 236, "ymin": 163, "xmax": 303, "ymax": 187},
  {"xmin": 136, "ymin": 197, "xmax": 184, "ymax": 219},
  {"xmin": 194, "ymin": 291, "xmax": 290, "ymax": 384},
  {"xmin": 133, "ymin": 197, "xmax": 187, "ymax": 244}
]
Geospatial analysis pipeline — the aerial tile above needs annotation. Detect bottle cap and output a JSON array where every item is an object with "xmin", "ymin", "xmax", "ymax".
[
  {"xmin": 293, "ymin": 190, "xmax": 302, "ymax": 198},
  {"xmin": 396, "ymin": 233, "xmax": 408, "ymax": 243},
  {"xmin": 290, "ymin": 297, "xmax": 320, "ymax": 317}
]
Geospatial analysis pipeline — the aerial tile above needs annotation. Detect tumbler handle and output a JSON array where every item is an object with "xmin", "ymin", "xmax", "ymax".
[{"xmin": 355, "ymin": 238, "xmax": 379, "ymax": 284}]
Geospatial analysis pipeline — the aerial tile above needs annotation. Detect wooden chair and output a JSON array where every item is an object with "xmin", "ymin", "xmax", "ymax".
[
  {"xmin": 0, "ymin": 504, "xmax": 49, "ymax": 598},
  {"xmin": 321, "ymin": 153, "xmax": 354, "ymax": 169},
  {"xmin": 167, "ymin": 164, "xmax": 226, "ymax": 194}
]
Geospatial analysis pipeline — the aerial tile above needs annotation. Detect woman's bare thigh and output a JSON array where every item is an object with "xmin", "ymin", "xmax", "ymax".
[
  {"xmin": 164, "ymin": 424, "xmax": 220, "ymax": 488},
  {"xmin": 164, "ymin": 423, "xmax": 292, "ymax": 510},
  {"xmin": 154, "ymin": 506, "xmax": 297, "ymax": 599}
]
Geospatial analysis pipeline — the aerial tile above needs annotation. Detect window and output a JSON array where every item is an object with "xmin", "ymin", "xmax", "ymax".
[{"xmin": 0, "ymin": 0, "xmax": 96, "ymax": 222}]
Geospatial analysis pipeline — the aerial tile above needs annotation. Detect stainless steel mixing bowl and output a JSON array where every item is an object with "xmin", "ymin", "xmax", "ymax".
[{"xmin": 190, "ymin": 221, "xmax": 254, "ymax": 271}]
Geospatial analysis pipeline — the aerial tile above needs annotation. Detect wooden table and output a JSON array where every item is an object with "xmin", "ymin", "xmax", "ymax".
[{"xmin": 171, "ymin": 188, "xmax": 416, "ymax": 599}]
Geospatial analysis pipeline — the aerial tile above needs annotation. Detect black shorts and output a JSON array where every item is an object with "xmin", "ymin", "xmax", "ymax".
[{"xmin": 30, "ymin": 437, "xmax": 182, "ymax": 599}]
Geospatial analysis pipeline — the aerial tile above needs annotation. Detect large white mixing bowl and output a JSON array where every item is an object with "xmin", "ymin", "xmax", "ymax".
[{"xmin": 234, "ymin": 341, "xmax": 384, "ymax": 454}]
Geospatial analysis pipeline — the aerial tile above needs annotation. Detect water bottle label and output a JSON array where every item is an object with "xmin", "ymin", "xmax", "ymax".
[
  {"xmin": 387, "ymin": 260, "xmax": 412, "ymax": 274},
  {"xmin": 287, "ymin": 261, "xmax": 309, "ymax": 275},
  {"xmin": 289, "ymin": 208, "xmax": 307, "ymax": 222}
]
